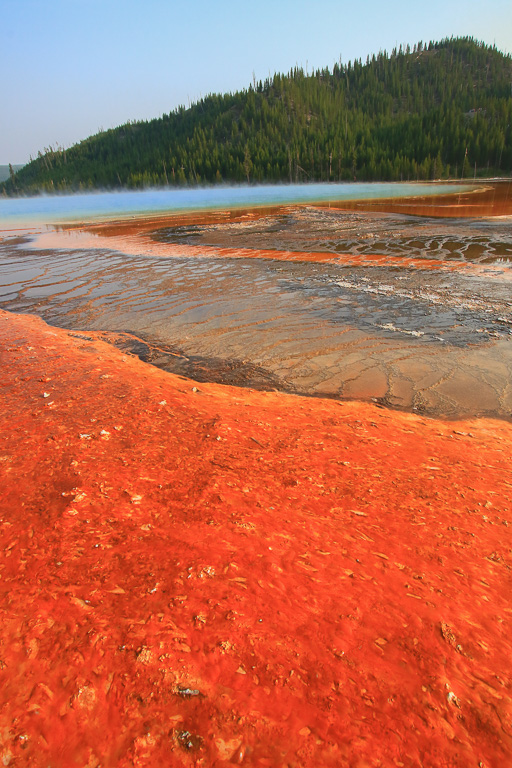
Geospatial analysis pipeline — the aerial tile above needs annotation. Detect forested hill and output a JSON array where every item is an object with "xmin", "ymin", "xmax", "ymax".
[{"xmin": 3, "ymin": 37, "xmax": 512, "ymax": 195}]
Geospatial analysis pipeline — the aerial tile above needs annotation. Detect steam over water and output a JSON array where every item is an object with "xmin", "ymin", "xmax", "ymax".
[
  {"xmin": 0, "ymin": 182, "xmax": 471, "ymax": 226},
  {"xmin": 1, "ymin": 184, "xmax": 512, "ymax": 419}
]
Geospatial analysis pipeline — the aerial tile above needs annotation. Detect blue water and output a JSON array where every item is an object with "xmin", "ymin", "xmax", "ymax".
[{"xmin": 0, "ymin": 182, "xmax": 473, "ymax": 228}]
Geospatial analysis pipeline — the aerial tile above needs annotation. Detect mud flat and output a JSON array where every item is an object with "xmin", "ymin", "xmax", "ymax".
[{"xmin": 1, "ymin": 308, "xmax": 512, "ymax": 767}]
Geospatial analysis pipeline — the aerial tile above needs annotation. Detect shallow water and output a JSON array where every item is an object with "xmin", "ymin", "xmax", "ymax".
[
  {"xmin": 156, "ymin": 207, "xmax": 512, "ymax": 264},
  {"xmin": 1, "ymin": 196, "xmax": 512, "ymax": 419}
]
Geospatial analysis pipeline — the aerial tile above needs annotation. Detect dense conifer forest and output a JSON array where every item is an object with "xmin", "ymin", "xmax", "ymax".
[{"xmin": 3, "ymin": 37, "xmax": 512, "ymax": 194}]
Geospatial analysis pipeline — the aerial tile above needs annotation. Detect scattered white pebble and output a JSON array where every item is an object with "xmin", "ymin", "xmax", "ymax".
[
  {"xmin": 79, "ymin": 434, "xmax": 91, "ymax": 440},
  {"xmin": 159, "ymin": 400, "xmax": 167, "ymax": 406},
  {"xmin": 447, "ymin": 691, "xmax": 461, "ymax": 708},
  {"xmin": 43, "ymin": 392, "xmax": 50, "ymax": 398}
]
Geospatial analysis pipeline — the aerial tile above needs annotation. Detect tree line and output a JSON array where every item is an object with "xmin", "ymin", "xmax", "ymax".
[{"xmin": 2, "ymin": 37, "xmax": 512, "ymax": 195}]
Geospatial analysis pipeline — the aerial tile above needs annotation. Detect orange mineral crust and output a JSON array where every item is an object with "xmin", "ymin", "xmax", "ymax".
[
  {"xmin": 323, "ymin": 180, "xmax": 512, "ymax": 218},
  {"xmin": 34, "ymin": 181, "xmax": 512, "ymax": 278},
  {"xmin": 1, "ymin": 309, "xmax": 511, "ymax": 767},
  {"xmin": 35, "ymin": 226, "xmax": 482, "ymax": 276}
]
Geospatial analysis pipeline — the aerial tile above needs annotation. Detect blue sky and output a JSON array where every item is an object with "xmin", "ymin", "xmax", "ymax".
[{"xmin": 2, "ymin": 0, "xmax": 512, "ymax": 164}]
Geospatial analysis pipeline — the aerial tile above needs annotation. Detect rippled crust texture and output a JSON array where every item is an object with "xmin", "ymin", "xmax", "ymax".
[{"xmin": 1, "ymin": 308, "xmax": 511, "ymax": 767}]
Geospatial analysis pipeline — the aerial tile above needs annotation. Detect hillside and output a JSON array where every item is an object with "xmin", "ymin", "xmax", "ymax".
[
  {"xmin": 3, "ymin": 37, "xmax": 512, "ymax": 194},
  {"xmin": 0, "ymin": 165, "xmax": 24, "ymax": 183}
]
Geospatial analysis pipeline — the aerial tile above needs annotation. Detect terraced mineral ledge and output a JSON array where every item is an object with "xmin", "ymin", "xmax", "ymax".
[{"xmin": 0, "ymin": 182, "xmax": 511, "ymax": 766}]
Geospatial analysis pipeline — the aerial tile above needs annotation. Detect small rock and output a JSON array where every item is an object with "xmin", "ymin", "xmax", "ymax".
[
  {"xmin": 447, "ymin": 691, "xmax": 461, "ymax": 708},
  {"xmin": 136, "ymin": 646, "xmax": 153, "ymax": 665},
  {"xmin": 176, "ymin": 730, "xmax": 203, "ymax": 751},
  {"xmin": 177, "ymin": 687, "xmax": 200, "ymax": 697}
]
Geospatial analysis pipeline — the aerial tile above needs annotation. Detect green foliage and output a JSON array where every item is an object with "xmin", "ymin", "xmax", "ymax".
[{"xmin": 3, "ymin": 37, "xmax": 512, "ymax": 195}]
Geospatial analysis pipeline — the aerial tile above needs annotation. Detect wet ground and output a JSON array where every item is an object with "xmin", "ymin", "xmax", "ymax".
[
  {"xmin": 1, "ymin": 203, "xmax": 512, "ymax": 419},
  {"xmin": 153, "ymin": 206, "xmax": 512, "ymax": 264},
  {"xmin": 1, "ymin": 308, "xmax": 512, "ymax": 767}
]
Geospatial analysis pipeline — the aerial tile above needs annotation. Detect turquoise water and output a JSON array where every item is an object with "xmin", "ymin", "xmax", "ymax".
[{"xmin": 0, "ymin": 182, "xmax": 473, "ymax": 227}]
